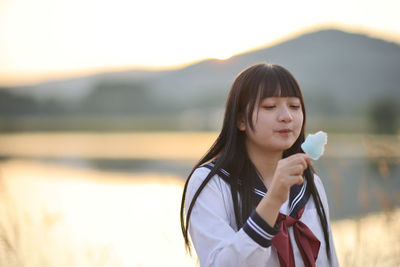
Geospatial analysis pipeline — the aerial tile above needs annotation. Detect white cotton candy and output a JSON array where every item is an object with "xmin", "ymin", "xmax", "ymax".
[{"xmin": 301, "ymin": 131, "xmax": 328, "ymax": 160}]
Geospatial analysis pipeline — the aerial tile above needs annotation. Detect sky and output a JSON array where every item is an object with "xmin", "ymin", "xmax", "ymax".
[{"xmin": 0, "ymin": 0, "xmax": 400, "ymax": 85}]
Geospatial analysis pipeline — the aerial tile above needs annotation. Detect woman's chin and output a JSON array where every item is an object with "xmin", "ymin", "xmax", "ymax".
[
  {"xmin": 274, "ymin": 141, "xmax": 296, "ymax": 152},
  {"xmin": 274, "ymin": 136, "xmax": 296, "ymax": 147}
]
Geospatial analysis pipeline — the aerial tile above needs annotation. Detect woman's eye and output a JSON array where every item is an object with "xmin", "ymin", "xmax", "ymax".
[
  {"xmin": 290, "ymin": 105, "xmax": 301, "ymax": 109},
  {"xmin": 263, "ymin": 105, "xmax": 276, "ymax": 109}
]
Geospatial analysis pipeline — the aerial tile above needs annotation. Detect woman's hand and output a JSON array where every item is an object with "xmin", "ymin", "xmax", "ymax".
[
  {"xmin": 267, "ymin": 153, "xmax": 312, "ymax": 206},
  {"xmin": 255, "ymin": 153, "xmax": 311, "ymax": 227}
]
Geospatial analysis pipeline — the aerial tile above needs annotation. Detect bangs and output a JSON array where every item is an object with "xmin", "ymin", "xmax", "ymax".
[{"xmin": 259, "ymin": 66, "xmax": 302, "ymax": 99}]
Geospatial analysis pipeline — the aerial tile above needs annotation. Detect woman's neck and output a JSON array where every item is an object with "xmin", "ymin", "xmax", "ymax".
[{"xmin": 246, "ymin": 145, "xmax": 282, "ymax": 188}]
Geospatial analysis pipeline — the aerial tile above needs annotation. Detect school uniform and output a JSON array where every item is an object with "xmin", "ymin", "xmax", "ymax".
[{"xmin": 185, "ymin": 163, "xmax": 339, "ymax": 267}]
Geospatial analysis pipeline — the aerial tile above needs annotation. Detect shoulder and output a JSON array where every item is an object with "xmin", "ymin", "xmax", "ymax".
[
  {"xmin": 312, "ymin": 173, "xmax": 327, "ymax": 197},
  {"xmin": 186, "ymin": 166, "xmax": 212, "ymax": 192},
  {"xmin": 313, "ymin": 173, "xmax": 323, "ymax": 188},
  {"xmin": 311, "ymin": 172, "xmax": 331, "ymax": 217},
  {"xmin": 186, "ymin": 166, "xmax": 229, "ymax": 200},
  {"xmin": 185, "ymin": 165, "xmax": 235, "ymax": 224}
]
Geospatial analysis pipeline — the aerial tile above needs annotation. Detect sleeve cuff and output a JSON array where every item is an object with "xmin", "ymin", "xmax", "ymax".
[{"xmin": 242, "ymin": 210, "xmax": 280, "ymax": 248}]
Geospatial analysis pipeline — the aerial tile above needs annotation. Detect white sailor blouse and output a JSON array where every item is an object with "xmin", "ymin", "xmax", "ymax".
[{"xmin": 185, "ymin": 163, "xmax": 339, "ymax": 267}]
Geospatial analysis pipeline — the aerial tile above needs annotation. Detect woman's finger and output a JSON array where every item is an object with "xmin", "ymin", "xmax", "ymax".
[
  {"xmin": 296, "ymin": 175, "xmax": 304, "ymax": 185},
  {"xmin": 289, "ymin": 164, "xmax": 305, "ymax": 175},
  {"xmin": 286, "ymin": 153, "xmax": 310, "ymax": 167}
]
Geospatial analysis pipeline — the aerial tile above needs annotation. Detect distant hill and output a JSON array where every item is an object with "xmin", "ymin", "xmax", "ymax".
[
  {"xmin": 140, "ymin": 29, "xmax": 400, "ymax": 114},
  {"xmin": 1, "ymin": 28, "xmax": 400, "ymax": 131}
]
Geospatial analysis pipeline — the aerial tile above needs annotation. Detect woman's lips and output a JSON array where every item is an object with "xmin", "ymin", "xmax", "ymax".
[{"xmin": 277, "ymin": 129, "xmax": 292, "ymax": 134}]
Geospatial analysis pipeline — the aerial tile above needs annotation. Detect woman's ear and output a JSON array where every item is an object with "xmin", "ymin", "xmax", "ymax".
[{"xmin": 237, "ymin": 113, "xmax": 246, "ymax": 131}]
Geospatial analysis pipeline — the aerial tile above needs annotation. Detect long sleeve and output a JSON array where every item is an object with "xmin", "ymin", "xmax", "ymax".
[{"xmin": 185, "ymin": 167, "xmax": 280, "ymax": 267}]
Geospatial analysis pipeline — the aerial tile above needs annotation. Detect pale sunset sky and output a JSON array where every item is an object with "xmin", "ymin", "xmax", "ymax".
[{"xmin": 0, "ymin": 0, "xmax": 399, "ymax": 85}]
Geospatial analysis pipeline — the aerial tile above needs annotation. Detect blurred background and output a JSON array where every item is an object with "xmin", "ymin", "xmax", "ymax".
[{"xmin": 0, "ymin": 0, "xmax": 399, "ymax": 266}]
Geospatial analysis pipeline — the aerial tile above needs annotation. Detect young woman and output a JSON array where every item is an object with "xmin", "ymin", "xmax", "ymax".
[{"xmin": 180, "ymin": 63, "xmax": 339, "ymax": 267}]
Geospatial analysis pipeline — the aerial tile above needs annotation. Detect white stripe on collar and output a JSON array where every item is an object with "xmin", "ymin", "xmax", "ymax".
[{"xmin": 289, "ymin": 179, "xmax": 307, "ymax": 215}]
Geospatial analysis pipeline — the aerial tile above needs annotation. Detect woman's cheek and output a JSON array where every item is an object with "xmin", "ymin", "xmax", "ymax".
[
  {"xmin": 293, "ymin": 112, "xmax": 302, "ymax": 124},
  {"xmin": 294, "ymin": 113, "xmax": 304, "ymax": 136}
]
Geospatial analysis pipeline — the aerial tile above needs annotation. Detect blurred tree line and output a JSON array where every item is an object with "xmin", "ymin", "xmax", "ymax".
[
  {"xmin": 369, "ymin": 98, "xmax": 398, "ymax": 134},
  {"xmin": 0, "ymin": 89, "xmax": 65, "ymax": 116},
  {"xmin": 0, "ymin": 85, "xmax": 398, "ymax": 133},
  {"xmin": 0, "ymin": 82, "xmax": 171, "ymax": 117}
]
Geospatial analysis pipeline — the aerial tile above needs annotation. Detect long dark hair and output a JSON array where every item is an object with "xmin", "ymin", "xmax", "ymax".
[{"xmin": 180, "ymin": 63, "xmax": 331, "ymax": 261}]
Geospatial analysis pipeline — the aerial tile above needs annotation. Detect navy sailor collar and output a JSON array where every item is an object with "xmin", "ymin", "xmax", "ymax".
[{"xmin": 202, "ymin": 161, "xmax": 311, "ymax": 218}]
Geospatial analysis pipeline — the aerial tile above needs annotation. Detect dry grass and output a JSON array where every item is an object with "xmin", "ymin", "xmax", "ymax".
[
  {"xmin": 332, "ymin": 209, "xmax": 400, "ymax": 267},
  {"xmin": 328, "ymin": 133, "xmax": 400, "ymax": 266},
  {"xmin": 0, "ymin": 159, "xmax": 399, "ymax": 266},
  {"xmin": 0, "ymin": 160, "xmax": 197, "ymax": 267},
  {"xmin": 0, "ymin": 168, "xmax": 123, "ymax": 267}
]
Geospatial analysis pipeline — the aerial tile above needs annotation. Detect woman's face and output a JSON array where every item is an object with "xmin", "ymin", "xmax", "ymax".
[{"xmin": 239, "ymin": 97, "xmax": 304, "ymax": 154}]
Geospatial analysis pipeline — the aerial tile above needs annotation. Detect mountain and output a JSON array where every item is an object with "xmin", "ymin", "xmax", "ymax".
[{"xmin": 141, "ymin": 29, "xmax": 400, "ymax": 114}]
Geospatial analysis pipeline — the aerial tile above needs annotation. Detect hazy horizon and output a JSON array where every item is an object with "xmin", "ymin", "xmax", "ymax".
[
  {"xmin": 1, "ymin": 0, "xmax": 400, "ymax": 86},
  {"xmin": 1, "ymin": 25, "xmax": 399, "ymax": 87}
]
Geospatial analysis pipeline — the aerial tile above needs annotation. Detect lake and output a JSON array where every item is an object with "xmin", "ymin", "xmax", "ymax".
[
  {"xmin": 0, "ymin": 132, "xmax": 399, "ymax": 266},
  {"xmin": 1, "ymin": 132, "xmax": 398, "ymax": 219}
]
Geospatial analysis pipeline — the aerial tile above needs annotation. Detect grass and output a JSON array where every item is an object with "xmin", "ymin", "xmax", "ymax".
[
  {"xmin": 0, "ymin": 160, "xmax": 399, "ymax": 266},
  {"xmin": 0, "ymin": 159, "xmax": 197, "ymax": 267},
  {"xmin": 332, "ymin": 209, "xmax": 400, "ymax": 266},
  {"xmin": 329, "ymin": 133, "xmax": 400, "ymax": 266},
  {"xmin": 0, "ymin": 175, "xmax": 122, "ymax": 267}
]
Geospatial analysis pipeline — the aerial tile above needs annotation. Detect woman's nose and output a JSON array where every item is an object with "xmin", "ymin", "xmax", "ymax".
[{"xmin": 278, "ymin": 106, "xmax": 293, "ymax": 122}]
